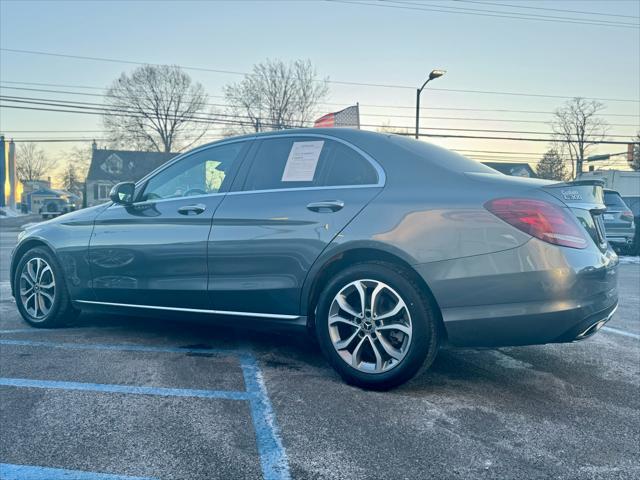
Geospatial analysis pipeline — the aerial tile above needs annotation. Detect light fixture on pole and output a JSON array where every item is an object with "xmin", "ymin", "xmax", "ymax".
[{"xmin": 415, "ymin": 69, "xmax": 446, "ymax": 139}]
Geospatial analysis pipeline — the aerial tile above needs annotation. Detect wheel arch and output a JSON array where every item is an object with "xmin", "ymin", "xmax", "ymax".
[
  {"xmin": 303, "ymin": 245, "xmax": 446, "ymax": 340},
  {"xmin": 10, "ymin": 238, "xmax": 56, "ymax": 297}
]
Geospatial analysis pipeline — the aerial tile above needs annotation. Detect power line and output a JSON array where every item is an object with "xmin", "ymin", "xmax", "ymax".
[
  {"xmin": 3, "ymin": 103, "xmax": 636, "ymax": 145},
  {"xmin": 381, "ymin": 0, "xmax": 639, "ymax": 26},
  {"xmin": 453, "ymin": 0, "xmax": 639, "ymax": 20},
  {"xmin": 2, "ymin": 95, "xmax": 635, "ymax": 138},
  {"xmin": 329, "ymin": 0, "xmax": 640, "ymax": 28},
  {"xmin": 2, "ymin": 82, "xmax": 639, "ymax": 118},
  {"xmin": 2, "ymin": 85, "xmax": 639, "ymax": 126},
  {"xmin": 2, "ymin": 48, "xmax": 639, "ymax": 103}
]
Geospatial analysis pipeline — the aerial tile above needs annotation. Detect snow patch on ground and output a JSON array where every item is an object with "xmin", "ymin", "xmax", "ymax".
[
  {"xmin": 0, "ymin": 207, "xmax": 25, "ymax": 218},
  {"xmin": 618, "ymin": 256, "xmax": 640, "ymax": 265}
]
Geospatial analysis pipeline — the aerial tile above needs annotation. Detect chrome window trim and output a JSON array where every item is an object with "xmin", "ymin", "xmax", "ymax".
[
  {"xmin": 108, "ymin": 191, "xmax": 226, "ymax": 209},
  {"xmin": 131, "ymin": 132, "xmax": 386, "ymax": 199},
  {"xmin": 75, "ymin": 300, "xmax": 301, "ymax": 320},
  {"xmin": 245, "ymin": 132, "xmax": 386, "ymax": 189},
  {"xmin": 226, "ymin": 183, "xmax": 381, "ymax": 196},
  {"xmin": 134, "ymin": 136, "xmax": 256, "ymax": 189}
]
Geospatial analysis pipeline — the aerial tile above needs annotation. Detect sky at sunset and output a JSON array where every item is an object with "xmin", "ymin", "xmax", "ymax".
[{"xmin": 1, "ymin": 0, "xmax": 639, "ymax": 182}]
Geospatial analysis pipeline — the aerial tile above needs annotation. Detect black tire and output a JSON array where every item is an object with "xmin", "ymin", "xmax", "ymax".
[
  {"xmin": 315, "ymin": 262, "xmax": 439, "ymax": 390},
  {"xmin": 14, "ymin": 246, "xmax": 80, "ymax": 328}
]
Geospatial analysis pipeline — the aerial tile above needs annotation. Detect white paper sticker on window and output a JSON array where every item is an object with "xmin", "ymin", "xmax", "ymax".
[{"xmin": 281, "ymin": 141, "xmax": 324, "ymax": 182}]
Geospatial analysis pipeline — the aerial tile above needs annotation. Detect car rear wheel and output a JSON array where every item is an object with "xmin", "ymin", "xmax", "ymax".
[
  {"xmin": 315, "ymin": 262, "xmax": 439, "ymax": 390},
  {"xmin": 14, "ymin": 247, "xmax": 79, "ymax": 328}
]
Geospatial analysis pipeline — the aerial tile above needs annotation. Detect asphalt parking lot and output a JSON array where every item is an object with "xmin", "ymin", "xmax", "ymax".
[{"xmin": 0, "ymin": 220, "xmax": 639, "ymax": 480}]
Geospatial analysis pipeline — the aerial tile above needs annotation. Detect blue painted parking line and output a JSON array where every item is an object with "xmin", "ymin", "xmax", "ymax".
[
  {"xmin": 0, "ymin": 377, "xmax": 252, "ymax": 401},
  {"xmin": 0, "ymin": 463, "xmax": 157, "ymax": 480},
  {"xmin": 240, "ymin": 355, "xmax": 291, "ymax": 480},
  {"xmin": 602, "ymin": 326, "xmax": 640, "ymax": 340},
  {"xmin": 0, "ymin": 338, "xmax": 237, "ymax": 355},
  {"xmin": 0, "ymin": 329, "xmax": 55, "ymax": 334},
  {"xmin": 0, "ymin": 339, "xmax": 291, "ymax": 480}
]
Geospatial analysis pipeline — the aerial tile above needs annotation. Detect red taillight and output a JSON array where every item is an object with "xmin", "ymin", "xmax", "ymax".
[
  {"xmin": 485, "ymin": 198, "xmax": 588, "ymax": 249},
  {"xmin": 621, "ymin": 211, "xmax": 634, "ymax": 223}
]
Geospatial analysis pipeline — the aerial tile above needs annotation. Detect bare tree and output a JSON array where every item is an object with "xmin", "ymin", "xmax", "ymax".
[
  {"xmin": 58, "ymin": 146, "xmax": 91, "ymax": 194},
  {"xmin": 16, "ymin": 143, "xmax": 58, "ymax": 182},
  {"xmin": 224, "ymin": 59, "xmax": 329, "ymax": 133},
  {"xmin": 103, "ymin": 65, "xmax": 209, "ymax": 152},
  {"xmin": 552, "ymin": 97, "xmax": 608, "ymax": 178},
  {"xmin": 536, "ymin": 148, "xmax": 567, "ymax": 181}
]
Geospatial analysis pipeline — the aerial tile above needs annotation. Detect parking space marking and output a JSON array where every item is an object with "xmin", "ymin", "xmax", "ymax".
[
  {"xmin": 240, "ymin": 354, "xmax": 291, "ymax": 480},
  {"xmin": 0, "ymin": 377, "xmax": 253, "ymax": 400},
  {"xmin": 602, "ymin": 326, "xmax": 640, "ymax": 340},
  {"xmin": 0, "ymin": 339, "xmax": 291, "ymax": 480},
  {"xmin": 0, "ymin": 339, "xmax": 237, "ymax": 355},
  {"xmin": 0, "ymin": 463, "xmax": 157, "ymax": 480},
  {"xmin": 0, "ymin": 329, "xmax": 57, "ymax": 334}
]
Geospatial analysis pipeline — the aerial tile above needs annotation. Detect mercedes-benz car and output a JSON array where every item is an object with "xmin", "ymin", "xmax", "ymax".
[
  {"xmin": 603, "ymin": 189, "xmax": 636, "ymax": 253},
  {"xmin": 10, "ymin": 129, "xmax": 619, "ymax": 389}
]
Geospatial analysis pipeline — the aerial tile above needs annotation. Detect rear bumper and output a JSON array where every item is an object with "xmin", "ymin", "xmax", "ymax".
[
  {"xmin": 606, "ymin": 235, "xmax": 635, "ymax": 246},
  {"xmin": 414, "ymin": 238, "xmax": 619, "ymax": 348},
  {"xmin": 605, "ymin": 227, "xmax": 635, "ymax": 246},
  {"xmin": 438, "ymin": 295, "xmax": 618, "ymax": 347}
]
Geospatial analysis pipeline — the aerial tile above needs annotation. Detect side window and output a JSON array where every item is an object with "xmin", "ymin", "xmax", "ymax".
[
  {"xmin": 141, "ymin": 142, "xmax": 245, "ymax": 201},
  {"xmin": 320, "ymin": 142, "xmax": 378, "ymax": 186},
  {"xmin": 242, "ymin": 137, "xmax": 378, "ymax": 191},
  {"xmin": 243, "ymin": 137, "xmax": 319, "ymax": 191}
]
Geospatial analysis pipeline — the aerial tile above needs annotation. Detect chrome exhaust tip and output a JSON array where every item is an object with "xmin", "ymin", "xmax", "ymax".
[{"xmin": 576, "ymin": 306, "xmax": 617, "ymax": 340}]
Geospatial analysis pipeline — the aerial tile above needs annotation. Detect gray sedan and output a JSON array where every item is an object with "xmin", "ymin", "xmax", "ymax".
[
  {"xmin": 10, "ymin": 129, "xmax": 618, "ymax": 389},
  {"xmin": 603, "ymin": 189, "xmax": 636, "ymax": 252}
]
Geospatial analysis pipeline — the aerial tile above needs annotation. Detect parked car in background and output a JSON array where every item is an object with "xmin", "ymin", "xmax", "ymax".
[
  {"xmin": 603, "ymin": 189, "xmax": 636, "ymax": 253},
  {"xmin": 39, "ymin": 198, "xmax": 76, "ymax": 219},
  {"xmin": 579, "ymin": 170, "xmax": 640, "ymax": 255},
  {"xmin": 11, "ymin": 129, "xmax": 619, "ymax": 389}
]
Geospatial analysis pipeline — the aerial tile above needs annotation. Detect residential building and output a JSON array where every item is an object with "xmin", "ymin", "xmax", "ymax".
[{"xmin": 85, "ymin": 141, "xmax": 177, "ymax": 206}]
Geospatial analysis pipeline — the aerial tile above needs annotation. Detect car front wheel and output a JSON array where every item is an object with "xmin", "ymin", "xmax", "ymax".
[
  {"xmin": 14, "ymin": 247, "xmax": 79, "ymax": 328},
  {"xmin": 315, "ymin": 262, "xmax": 439, "ymax": 390}
]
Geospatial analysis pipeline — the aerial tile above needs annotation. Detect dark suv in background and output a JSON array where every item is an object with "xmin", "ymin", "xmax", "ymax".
[
  {"xmin": 603, "ymin": 189, "xmax": 636, "ymax": 254},
  {"xmin": 39, "ymin": 198, "xmax": 76, "ymax": 220}
]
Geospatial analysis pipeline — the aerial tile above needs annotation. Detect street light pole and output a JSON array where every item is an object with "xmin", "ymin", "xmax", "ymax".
[{"xmin": 415, "ymin": 69, "xmax": 446, "ymax": 139}]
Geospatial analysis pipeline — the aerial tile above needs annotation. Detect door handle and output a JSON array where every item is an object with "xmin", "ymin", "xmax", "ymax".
[
  {"xmin": 177, "ymin": 204, "xmax": 206, "ymax": 215},
  {"xmin": 306, "ymin": 200, "xmax": 345, "ymax": 213}
]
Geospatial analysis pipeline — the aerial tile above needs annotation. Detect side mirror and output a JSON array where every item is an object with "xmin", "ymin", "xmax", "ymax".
[{"xmin": 109, "ymin": 182, "xmax": 136, "ymax": 205}]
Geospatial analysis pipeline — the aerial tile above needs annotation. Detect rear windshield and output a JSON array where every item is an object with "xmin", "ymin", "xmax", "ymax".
[
  {"xmin": 604, "ymin": 191, "xmax": 627, "ymax": 209},
  {"xmin": 388, "ymin": 135, "xmax": 498, "ymax": 174}
]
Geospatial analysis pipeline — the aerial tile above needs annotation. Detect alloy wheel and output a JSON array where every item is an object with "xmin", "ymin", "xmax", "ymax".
[
  {"xmin": 328, "ymin": 279, "xmax": 412, "ymax": 373},
  {"xmin": 19, "ymin": 257, "xmax": 56, "ymax": 321}
]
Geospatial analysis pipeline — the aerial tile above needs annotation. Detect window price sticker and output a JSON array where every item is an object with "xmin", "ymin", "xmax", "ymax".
[{"xmin": 282, "ymin": 141, "xmax": 324, "ymax": 182}]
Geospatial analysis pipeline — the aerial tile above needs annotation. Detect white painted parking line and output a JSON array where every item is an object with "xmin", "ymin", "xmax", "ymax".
[{"xmin": 602, "ymin": 326, "xmax": 640, "ymax": 340}]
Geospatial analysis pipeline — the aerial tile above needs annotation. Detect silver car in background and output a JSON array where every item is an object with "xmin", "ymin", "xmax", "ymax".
[
  {"xmin": 603, "ymin": 189, "xmax": 636, "ymax": 252},
  {"xmin": 10, "ymin": 129, "xmax": 618, "ymax": 389}
]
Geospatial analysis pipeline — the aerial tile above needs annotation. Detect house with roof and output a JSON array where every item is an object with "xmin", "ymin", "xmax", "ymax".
[
  {"xmin": 481, "ymin": 161, "xmax": 537, "ymax": 178},
  {"xmin": 85, "ymin": 141, "xmax": 178, "ymax": 206}
]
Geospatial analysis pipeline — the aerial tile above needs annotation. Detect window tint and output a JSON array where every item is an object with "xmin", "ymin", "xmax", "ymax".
[
  {"xmin": 321, "ymin": 141, "xmax": 378, "ymax": 186},
  {"xmin": 604, "ymin": 191, "xmax": 626, "ymax": 208},
  {"xmin": 142, "ymin": 142, "xmax": 244, "ymax": 201},
  {"xmin": 242, "ymin": 137, "xmax": 378, "ymax": 191}
]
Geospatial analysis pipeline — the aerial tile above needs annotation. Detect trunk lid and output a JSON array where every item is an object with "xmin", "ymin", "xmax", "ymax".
[{"xmin": 542, "ymin": 179, "xmax": 608, "ymax": 249}]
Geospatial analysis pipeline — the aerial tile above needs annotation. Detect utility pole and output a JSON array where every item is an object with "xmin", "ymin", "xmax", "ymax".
[{"xmin": 415, "ymin": 69, "xmax": 446, "ymax": 139}]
